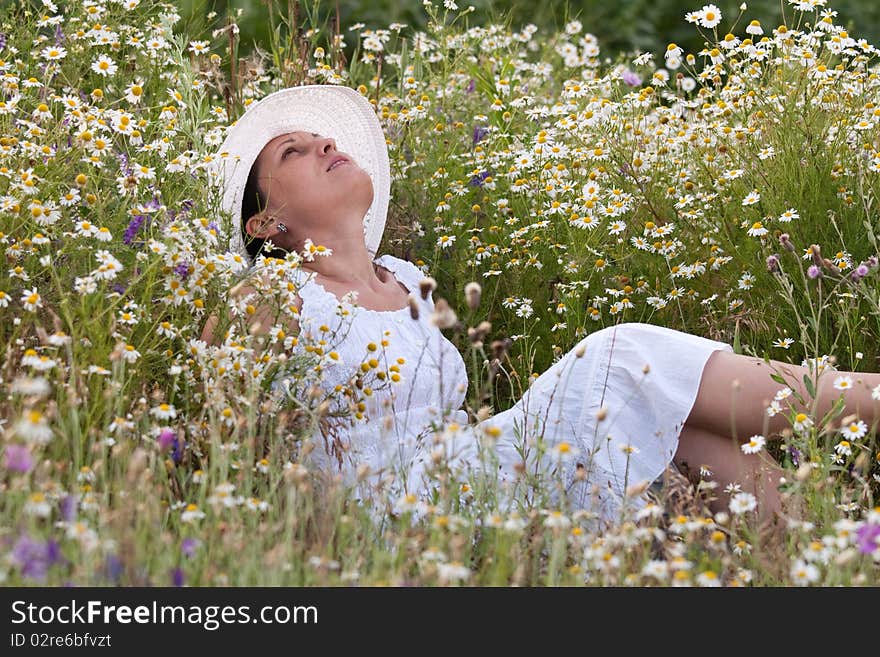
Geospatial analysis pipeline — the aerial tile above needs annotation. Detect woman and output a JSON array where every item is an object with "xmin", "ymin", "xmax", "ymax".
[{"xmin": 204, "ymin": 85, "xmax": 878, "ymax": 526}]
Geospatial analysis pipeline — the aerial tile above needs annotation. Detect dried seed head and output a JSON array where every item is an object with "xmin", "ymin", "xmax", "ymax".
[
  {"xmin": 464, "ymin": 281, "xmax": 482, "ymax": 310},
  {"xmin": 356, "ymin": 463, "xmax": 372, "ymax": 482},
  {"xmin": 126, "ymin": 448, "xmax": 148, "ymax": 484},
  {"xmin": 596, "ymin": 406, "xmax": 607, "ymax": 422},
  {"xmin": 491, "ymin": 338, "xmax": 511, "ymax": 360},
  {"xmin": 431, "ymin": 298, "xmax": 458, "ymax": 329},
  {"xmin": 419, "ymin": 277, "xmax": 437, "ymax": 300},
  {"xmin": 408, "ymin": 295, "xmax": 420, "ymax": 321},
  {"xmin": 625, "ymin": 479, "xmax": 650, "ymax": 497},
  {"xmin": 795, "ymin": 462, "xmax": 813, "ymax": 481}
]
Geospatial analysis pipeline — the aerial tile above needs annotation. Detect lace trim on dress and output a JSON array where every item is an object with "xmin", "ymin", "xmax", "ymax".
[{"xmin": 291, "ymin": 254, "xmax": 431, "ymax": 323}]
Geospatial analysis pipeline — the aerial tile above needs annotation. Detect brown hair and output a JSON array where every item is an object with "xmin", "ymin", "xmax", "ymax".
[{"xmin": 240, "ymin": 161, "xmax": 288, "ymax": 262}]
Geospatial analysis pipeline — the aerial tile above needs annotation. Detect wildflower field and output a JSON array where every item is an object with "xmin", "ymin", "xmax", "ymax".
[{"xmin": 2, "ymin": 0, "xmax": 880, "ymax": 587}]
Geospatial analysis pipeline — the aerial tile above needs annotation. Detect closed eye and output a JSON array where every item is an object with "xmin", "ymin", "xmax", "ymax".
[{"xmin": 281, "ymin": 147, "xmax": 298, "ymax": 160}]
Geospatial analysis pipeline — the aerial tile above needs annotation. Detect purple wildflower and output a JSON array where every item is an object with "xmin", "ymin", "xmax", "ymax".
[
  {"xmin": 112, "ymin": 283, "xmax": 126, "ymax": 295},
  {"xmin": 788, "ymin": 446, "xmax": 800, "ymax": 467},
  {"xmin": 123, "ymin": 214, "xmax": 147, "ymax": 245},
  {"xmin": 466, "ymin": 79, "xmax": 475, "ymax": 93},
  {"xmin": 766, "ymin": 254, "xmax": 780, "ymax": 273},
  {"xmin": 181, "ymin": 538, "xmax": 200, "ymax": 558},
  {"xmin": 0, "ymin": 33, "xmax": 7, "ymax": 50},
  {"xmin": 469, "ymin": 170, "xmax": 491, "ymax": 187},
  {"xmin": 180, "ymin": 199, "xmax": 194, "ymax": 213},
  {"xmin": 807, "ymin": 264, "xmax": 822, "ymax": 279},
  {"xmin": 158, "ymin": 429, "xmax": 184, "ymax": 463},
  {"xmin": 174, "ymin": 262, "xmax": 190, "ymax": 280},
  {"xmin": 622, "ymin": 70, "xmax": 642, "ymax": 87},
  {"xmin": 866, "ymin": 255, "xmax": 878, "ymax": 269},
  {"xmin": 4, "ymin": 444, "xmax": 33, "ymax": 473},
  {"xmin": 59, "ymin": 495, "xmax": 77, "ymax": 522},
  {"xmin": 47, "ymin": 539, "xmax": 62, "ymax": 563},
  {"xmin": 171, "ymin": 567, "xmax": 185, "ymax": 587},
  {"xmin": 54, "ymin": 24, "xmax": 64, "ymax": 46},
  {"xmin": 172, "ymin": 437, "xmax": 184, "ymax": 463},
  {"xmin": 118, "ymin": 152, "xmax": 131, "ymax": 176},
  {"xmin": 12, "ymin": 534, "xmax": 63, "ymax": 582},
  {"xmin": 103, "ymin": 555, "xmax": 124, "ymax": 584},
  {"xmin": 851, "ymin": 263, "xmax": 869, "ymax": 282},
  {"xmin": 856, "ymin": 523, "xmax": 880, "ymax": 554},
  {"xmin": 158, "ymin": 428, "xmax": 175, "ymax": 451},
  {"xmin": 145, "ymin": 195, "xmax": 163, "ymax": 212},
  {"xmin": 207, "ymin": 220, "xmax": 219, "ymax": 232},
  {"xmin": 472, "ymin": 125, "xmax": 489, "ymax": 145}
]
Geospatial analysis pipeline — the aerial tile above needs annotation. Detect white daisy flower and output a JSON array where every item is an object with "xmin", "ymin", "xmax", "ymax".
[
  {"xmin": 641, "ymin": 560, "xmax": 669, "ymax": 580},
  {"xmin": 90, "ymin": 54, "xmax": 118, "ymax": 77},
  {"xmin": 766, "ymin": 400, "xmax": 783, "ymax": 417},
  {"xmin": 833, "ymin": 375, "xmax": 853, "ymax": 391},
  {"xmin": 40, "ymin": 45, "xmax": 67, "ymax": 60},
  {"xmin": 698, "ymin": 4, "xmax": 723, "ymax": 29},
  {"xmin": 834, "ymin": 440, "xmax": 852, "ymax": 456},
  {"xmin": 790, "ymin": 559, "xmax": 820, "ymax": 586},
  {"xmin": 550, "ymin": 441, "xmax": 580, "ymax": 461},
  {"xmin": 741, "ymin": 190, "xmax": 761, "ymax": 206},
  {"xmin": 20, "ymin": 288, "xmax": 42, "ymax": 312},
  {"xmin": 150, "ymin": 402, "xmax": 178, "ymax": 421},
  {"xmin": 696, "ymin": 570, "xmax": 722, "ymax": 587},
  {"xmin": 729, "ymin": 491, "xmax": 757, "ymax": 515},
  {"xmin": 839, "ymin": 419, "xmax": 867, "ymax": 440},
  {"xmin": 15, "ymin": 410, "xmax": 54, "ymax": 444},
  {"xmin": 741, "ymin": 434, "xmax": 766, "ymax": 454},
  {"xmin": 181, "ymin": 503, "xmax": 206, "ymax": 523},
  {"xmin": 747, "ymin": 221, "xmax": 768, "ymax": 237},
  {"xmin": 793, "ymin": 412, "xmax": 814, "ymax": 433}
]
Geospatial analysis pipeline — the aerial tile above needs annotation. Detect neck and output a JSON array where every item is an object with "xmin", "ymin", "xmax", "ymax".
[{"xmin": 298, "ymin": 233, "xmax": 378, "ymax": 285}]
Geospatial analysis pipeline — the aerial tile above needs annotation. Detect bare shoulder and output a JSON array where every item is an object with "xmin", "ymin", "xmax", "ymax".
[{"xmin": 200, "ymin": 272, "xmax": 302, "ymax": 346}]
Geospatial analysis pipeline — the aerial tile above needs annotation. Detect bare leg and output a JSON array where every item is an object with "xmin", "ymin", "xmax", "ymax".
[
  {"xmin": 674, "ymin": 424, "xmax": 783, "ymax": 525},
  {"xmin": 685, "ymin": 350, "xmax": 880, "ymax": 440}
]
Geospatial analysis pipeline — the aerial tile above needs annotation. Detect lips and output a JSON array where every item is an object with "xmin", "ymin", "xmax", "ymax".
[{"xmin": 326, "ymin": 156, "xmax": 350, "ymax": 172}]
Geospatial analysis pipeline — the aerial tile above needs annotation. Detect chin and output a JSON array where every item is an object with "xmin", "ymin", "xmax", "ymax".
[{"xmin": 353, "ymin": 168, "xmax": 374, "ymax": 207}]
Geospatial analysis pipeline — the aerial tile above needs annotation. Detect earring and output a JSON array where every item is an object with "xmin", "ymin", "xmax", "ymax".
[{"xmin": 276, "ymin": 223, "xmax": 288, "ymax": 233}]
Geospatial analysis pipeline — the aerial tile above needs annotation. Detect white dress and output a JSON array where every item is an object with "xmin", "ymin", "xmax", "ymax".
[{"xmin": 277, "ymin": 254, "xmax": 733, "ymax": 523}]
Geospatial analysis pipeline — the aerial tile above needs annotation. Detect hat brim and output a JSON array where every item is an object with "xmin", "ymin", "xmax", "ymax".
[{"xmin": 209, "ymin": 85, "xmax": 390, "ymax": 261}]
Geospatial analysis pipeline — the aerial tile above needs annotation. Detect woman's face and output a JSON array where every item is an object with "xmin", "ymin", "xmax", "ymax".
[{"xmin": 251, "ymin": 130, "xmax": 373, "ymax": 240}]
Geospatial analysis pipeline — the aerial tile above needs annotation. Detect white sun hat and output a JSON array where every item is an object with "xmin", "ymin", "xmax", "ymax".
[{"xmin": 209, "ymin": 84, "xmax": 390, "ymax": 262}]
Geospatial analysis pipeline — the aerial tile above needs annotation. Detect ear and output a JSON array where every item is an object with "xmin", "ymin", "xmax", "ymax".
[{"xmin": 244, "ymin": 210, "xmax": 280, "ymax": 240}]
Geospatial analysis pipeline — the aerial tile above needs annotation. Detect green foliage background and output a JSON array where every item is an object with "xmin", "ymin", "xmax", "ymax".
[{"xmin": 178, "ymin": 0, "xmax": 880, "ymax": 58}]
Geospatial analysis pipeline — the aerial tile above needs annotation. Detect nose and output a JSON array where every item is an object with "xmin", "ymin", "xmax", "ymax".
[{"xmin": 318, "ymin": 136, "xmax": 336, "ymax": 154}]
